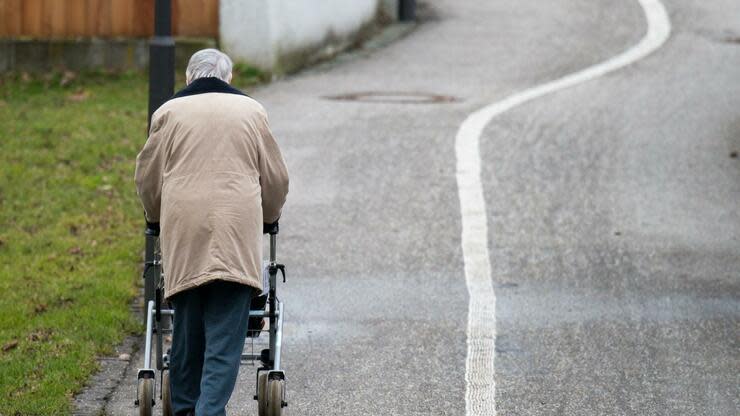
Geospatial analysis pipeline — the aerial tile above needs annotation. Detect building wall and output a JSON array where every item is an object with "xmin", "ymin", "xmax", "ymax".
[
  {"xmin": 220, "ymin": 0, "xmax": 398, "ymax": 74},
  {"xmin": 0, "ymin": 0, "xmax": 401, "ymax": 73}
]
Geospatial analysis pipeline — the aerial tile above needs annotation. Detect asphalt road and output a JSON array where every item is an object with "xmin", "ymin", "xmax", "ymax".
[{"xmin": 104, "ymin": 0, "xmax": 740, "ymax": 414}]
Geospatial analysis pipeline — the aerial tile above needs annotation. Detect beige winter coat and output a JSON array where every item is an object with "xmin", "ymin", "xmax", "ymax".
[{"xmin": 135, "ymin": 77, "xmax": 289, "ymax": 299}]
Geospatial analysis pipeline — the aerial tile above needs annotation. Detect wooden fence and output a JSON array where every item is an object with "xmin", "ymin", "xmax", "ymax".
[{"xmin": 0, "ymin": 0, "xmax": 218, "ymax": 38}]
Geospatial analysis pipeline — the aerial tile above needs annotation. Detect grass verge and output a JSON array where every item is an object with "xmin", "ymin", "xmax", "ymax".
[{"xmin": 0, "ymin": 67, "xmax": 265, "ymax": 415}]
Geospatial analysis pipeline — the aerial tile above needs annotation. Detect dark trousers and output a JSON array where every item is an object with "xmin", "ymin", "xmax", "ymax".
[{"xmin": 169, "ymin": 280, "xmax": 255, "ymax": 416}]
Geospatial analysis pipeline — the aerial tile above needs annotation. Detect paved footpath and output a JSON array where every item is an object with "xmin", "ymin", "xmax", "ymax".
[{"xmin": 100, "ymin": 0, "xmax": 740, "ymax": 414}]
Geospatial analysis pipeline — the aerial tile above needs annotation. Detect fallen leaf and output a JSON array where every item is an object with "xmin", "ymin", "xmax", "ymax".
[
  {"xmin": 68, "ymin": 246, "xmax": 83, "ymax": 256},
  {"xmin": 118, "ymin": 353, "xmax": 131, "ymax": 361},
  {"xmin": 67, "ymin": 89, "xmax": 90, "ymax": 102},
  {"xmin": 33, "ymin": 303, "xmax": 47, "ymax": 314},
  {"xmin": 27, "ymin": 329, "xmax": 52, "ymax": 342},
  {"xmin": 60, "ymin": 71, "xmax": 76, "ymax": 87},
  {"xmin": 2, "ymin": 340, "xmax": 18, "ymax": 352},
  {"xmin": 69, "ymin": 225, "xmax": 79, "ymax": 236}
]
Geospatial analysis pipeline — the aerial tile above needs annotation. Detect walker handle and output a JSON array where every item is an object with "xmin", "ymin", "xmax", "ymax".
[
  {"xmin": 263, "ymin": 221, "xmax": 279, "ymax": 235},
  {"xmin": 145, "ymin": 221, "xmax": 160, "ymax": 237}
]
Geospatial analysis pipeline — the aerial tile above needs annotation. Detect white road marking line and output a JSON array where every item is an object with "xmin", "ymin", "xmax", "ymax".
[{"xmin": 455, "ymin": 1, "xmax": 671, "ymax": 414}]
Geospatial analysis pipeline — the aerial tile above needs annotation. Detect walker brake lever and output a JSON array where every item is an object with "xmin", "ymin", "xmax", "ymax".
[{"xmin": 268, "ymin": 263, "xmax": 286, "ymax": 282}]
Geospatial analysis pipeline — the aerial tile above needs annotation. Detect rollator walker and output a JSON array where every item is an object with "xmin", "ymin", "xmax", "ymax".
[{"xmin": 135, "ymin": 222, "xmax": 288, "ymax": 416}]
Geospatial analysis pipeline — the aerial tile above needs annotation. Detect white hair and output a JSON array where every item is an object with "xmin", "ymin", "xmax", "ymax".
[{"xmin": 185, "ymin": 49, "xmax": 233, "ymax": 84}]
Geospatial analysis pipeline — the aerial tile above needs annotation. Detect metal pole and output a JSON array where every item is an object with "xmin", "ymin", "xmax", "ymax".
[
  {"xmin": 399, "ymin": 0, "xmax": 416, "ymax": 22},
  {"xmin": 148, "ymin": 0, "xmax": 175, "ymax": 127},
  {"xmin": 143, "ymin": 232, "xmax": 158, "ymax": 324},
  {"xmin": 270, "ymin": 234, "xmax": 277, "ymax": 263},
  {"xmin": 143, "ymin": 0, "xmax": 174, "ymax": 323},
  {"xmin": 273, "ymin": 301, "xmax": 284, "ymax": 371},
  {"xmin": 143, "ymin": 301, "xmax": 155, "ymax": 370}
]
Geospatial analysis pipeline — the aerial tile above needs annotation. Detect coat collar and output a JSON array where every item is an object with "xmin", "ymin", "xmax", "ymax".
[{"xmin": 171, "ymin": 77, "xmax": 248, "ymax": 99}]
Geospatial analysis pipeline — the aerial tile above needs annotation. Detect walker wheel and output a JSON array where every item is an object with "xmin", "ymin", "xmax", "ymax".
[
  {"xmin": 267, "ymin": 379, "xmax": 285, "ymax": 416},
  {"xmin": 257, "ymin": 372, "xmax": 269, "ymax": 416},
  {"xmin": 162, "ymin": 371, "xmax": 173, "ymax": 416},
  {"xmin": 138, "ymin": 378, "xmax": 154, "ymax": 416}
]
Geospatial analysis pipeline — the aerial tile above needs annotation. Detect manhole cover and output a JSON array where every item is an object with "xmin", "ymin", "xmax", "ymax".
[{"xmin": 324, "ymin": 91, "xmax": 459, "ymax": 104}]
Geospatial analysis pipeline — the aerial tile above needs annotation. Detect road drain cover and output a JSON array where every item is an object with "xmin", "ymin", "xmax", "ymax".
[{"xmin": 324, "ymin": 91, "xmax": 459, "ymax": 104}]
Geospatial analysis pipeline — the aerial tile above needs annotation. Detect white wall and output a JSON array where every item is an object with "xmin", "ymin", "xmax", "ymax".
[
  {"xmin": 220, "ymin": 0, "xmax": 397, "ymax": 73},
  {"xmin": 220, "ymin": 1, "xmax": 274, "ymax": 70}
]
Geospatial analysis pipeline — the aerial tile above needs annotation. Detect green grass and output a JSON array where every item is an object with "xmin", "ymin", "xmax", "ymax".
[{"xmin": 0, "ymin": 67, "xmax": 265, "ymax": 415}]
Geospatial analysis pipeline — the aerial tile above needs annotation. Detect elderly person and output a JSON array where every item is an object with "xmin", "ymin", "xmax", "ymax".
[{"xmin": 135, "ymin": 49, "xmax": 289, "ymax": 416}]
